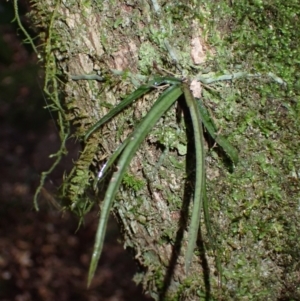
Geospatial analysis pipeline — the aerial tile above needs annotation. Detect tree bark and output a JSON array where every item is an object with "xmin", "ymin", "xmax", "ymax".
[
  {"xmin": 29, "ymin": 1, "xmax": 216, "ymax": 299},
  {"xmin": 28, "ymin": 0, "xmax": 300, "ymax": 300}
]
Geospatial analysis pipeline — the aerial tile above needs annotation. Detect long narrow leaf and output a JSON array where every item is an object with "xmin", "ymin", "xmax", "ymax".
[
  {"xmin": 91, "ymin": 77, "xmax": 183, "ymax": 187},
  {"xmin": 84, "ymin": 85, "xmax": 152, "ymax": 141},
  {"xmin": 92, "ymin": 135, "xmax": 131, "ymax": 190},
  {"xmin": 84, "ymin": 77, "xmax": 183, "ymax": 141},
  {"xmin": 87, "ymin": 84, "xmax": 183, "ymax": 286},
  {"xmin": 182, "ymin": 83, "xmax": 206, "ymax": 273},
  {"xmin": 186, "ymin": 93, "xmax": 223, "ymax": 280},
  {"xmin": 197, "ymin": 98, "xmax": 238, "ymax": 166}
]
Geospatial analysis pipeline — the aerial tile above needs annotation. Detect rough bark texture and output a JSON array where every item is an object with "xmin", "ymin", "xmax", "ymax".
[
  {"xmin": 29, "ymin": 1, "xmax": 214, "ymax": 299},
  {"xmin": 28, "ymin": 0, "xmax": 300, "ymax": 300}
]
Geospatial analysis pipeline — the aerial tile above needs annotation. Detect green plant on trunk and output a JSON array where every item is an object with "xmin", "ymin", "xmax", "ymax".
[{"xmin": 83, "ymin": 75, "xmax": 239, "ymax": 287}]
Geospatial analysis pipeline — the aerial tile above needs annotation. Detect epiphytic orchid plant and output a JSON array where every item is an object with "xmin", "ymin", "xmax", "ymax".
[{"xmin": 84, "ymin": 75, "xmax": 239, "ymax": 286}]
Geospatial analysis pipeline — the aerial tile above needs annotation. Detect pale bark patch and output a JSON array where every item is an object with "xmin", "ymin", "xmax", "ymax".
[
  {"xmin": 113, "ymin": 41, "xmax": 138, "ymax": 70},
  {"xmin": 190, "ymin": 21, "xmax": 208, "ymax": 65},
  {"xmin": 190, "ymin": 79, "xmax": 202, "ymax": 99}
]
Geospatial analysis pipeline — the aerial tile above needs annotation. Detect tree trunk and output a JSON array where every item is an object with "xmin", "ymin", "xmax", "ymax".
[
  {"xmin": 28, "ymin": 0, "xmax": 300, "ymax": 300},
  {"xmin": 29, "ymin": 1, "xmax": 215, "ymax": 299}
]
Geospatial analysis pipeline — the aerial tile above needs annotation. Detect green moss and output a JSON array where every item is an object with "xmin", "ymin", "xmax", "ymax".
[
  {"xmin": 122, "ymin": 173, "xmax": 145, "ymax": 192},
  {"xmin": 27, "ymin": 0, "xmax": 300, "ymax": 299},
  {"xmin": 138, "ymin": 42, "xmax": 162, "ymax": 74}
]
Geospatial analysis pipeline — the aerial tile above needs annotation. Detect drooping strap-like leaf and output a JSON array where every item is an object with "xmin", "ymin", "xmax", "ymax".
[
  {"xmin": 197, "ymin": 98, "xmax": 238, "ymax": 166},
  {"xmin": 182, "ymin": 83, "xmax": 206, "ymax": 272},
  {"xmin": 84, "ymin": 77, "xmax": 182, "ymax": 141},
  {"xmin": 87, "ymin": 84, "xmax": 183, "ymax": 286}
]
